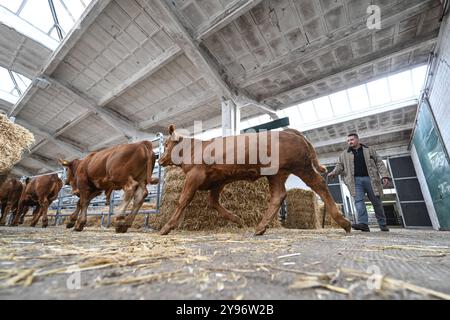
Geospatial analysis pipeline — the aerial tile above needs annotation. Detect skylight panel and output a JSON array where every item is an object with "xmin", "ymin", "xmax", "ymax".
[
  {"xmin": 329, "ymin": 90, "xmax": 351, "ymax": 116},
  {"xmin": 388, "ymin": 70, "xmax": 414, "ymax": 102},
  {"xmin": 347, "ymin": 84, "xmax": 370, "ymax": 111},
  {"xmin": 0, "ymin": 0, "xmax": 23, "ymax": 13},
  {"xmin": 298, "ymin": 101, "xmax": 318, "ymax": 123},
  {"xmin": 19, "ymin": 0, "xmax": 54, "ymax": 34},
  {"xmin": 312, "ymin": 96, "xmax": 333, "ymax": 120},
  {"xmin": 367, "ymin": 78, "xmax": 391, "ymax": 107}
]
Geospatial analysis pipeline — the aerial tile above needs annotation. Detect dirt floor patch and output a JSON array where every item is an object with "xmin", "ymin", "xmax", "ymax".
[{"xmin": 0, "ymin": 226, "xmax": 450, "ymax": 300}]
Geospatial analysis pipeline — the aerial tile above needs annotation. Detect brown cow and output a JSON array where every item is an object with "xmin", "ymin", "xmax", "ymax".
[
  {"xmin": 158, "ymin": 125, "xmax": 351, "ymax": 236},
  {"xmin": 0, "ymin": 177, "xmax": 23, "ymax": 226},
  {"xmin": 59, "ymin": 140, "xmax": 158, "ymax": 233},
  {"xmin": 11, "ymin": 174, "xmax": 63, "ymax": 227}
]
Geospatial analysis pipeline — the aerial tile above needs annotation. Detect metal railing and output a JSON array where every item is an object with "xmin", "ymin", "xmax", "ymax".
[{"xmin": 12, "ymin": 134, "xmax": 165, "ymax": 229}]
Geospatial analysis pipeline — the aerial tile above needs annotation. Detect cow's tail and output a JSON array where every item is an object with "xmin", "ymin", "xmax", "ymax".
[
  {"xmin": 284, "ymin": 128, "xmax": 327, "ymax": 174},
  {"xmin": 143, "ymin": 141, "xmax": 159, "ymax": 185}
]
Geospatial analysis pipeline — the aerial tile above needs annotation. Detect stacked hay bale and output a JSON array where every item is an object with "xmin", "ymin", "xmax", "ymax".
[
  {"xmin": 151, "ymin": 166, "xmax": 281, "ymax": 231},
  {"xmin": 284, "ymin": 189, "xmax": 342, "ymax": 229},
  {"xmin": 317, "ymin": 201, "xmax": 343, "ymax": 229},
  {"xmin": 0, "ymin": 114, "xmax": 34, "ymax": 175},
  {"xmin": 284, "ymin": 189, "xmax": 321, "ymax": 229}
]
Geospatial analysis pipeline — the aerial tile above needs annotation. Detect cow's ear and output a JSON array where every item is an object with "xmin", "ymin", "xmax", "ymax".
[
  {"xmin": 170, "ymin": 133, "xmax": 180, "ymax": 142},
  {"xmin": 168, "ymin": 124, "xmax": 176, "ymax": 135},
  {"xmin": 59, "ymin": 159, "xmax": 70, "ymax": 167}
]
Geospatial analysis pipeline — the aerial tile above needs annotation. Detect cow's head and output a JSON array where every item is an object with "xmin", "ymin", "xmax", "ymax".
[
  {"xmin": 58, "ymin": 159, "xmax": 80, "ymax": 188},
  {"xmin": 159, "ymin": 124, "xmax": 182, "ymax": 167}
]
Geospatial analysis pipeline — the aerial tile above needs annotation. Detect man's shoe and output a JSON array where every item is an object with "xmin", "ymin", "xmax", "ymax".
[
  {"xmin": 380, "ymin": 225, "xmax": 390, "ymax": 232},
  {"xmin": 352, "ymin": 223, "xmax": 370, "ymax": 232}
]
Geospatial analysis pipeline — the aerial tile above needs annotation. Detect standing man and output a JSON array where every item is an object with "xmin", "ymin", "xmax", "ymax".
[{"xmin": 328, "ymin": 133, "xmax": 391, "ymax": 232}]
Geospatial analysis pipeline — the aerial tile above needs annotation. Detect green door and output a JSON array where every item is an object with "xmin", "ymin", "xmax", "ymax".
[{"xmin": 412, "ymin": 99, "xmax": 450, "ymax": 230}]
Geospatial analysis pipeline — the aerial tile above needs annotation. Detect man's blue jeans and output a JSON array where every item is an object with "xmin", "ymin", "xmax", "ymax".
[{"xmin": 354, "ymin": 176, "xmax": 387, "ymax": 226}]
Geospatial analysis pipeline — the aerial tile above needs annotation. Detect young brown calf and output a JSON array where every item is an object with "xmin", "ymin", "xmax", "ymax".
[
  {"xmin": 12, "ymin": 174, "xmax": 63, "ymax": 227},
  {"xmin": 158, "ymin": 125, "xmax": 351, "ymax": 236},
  {"xmin": 0, "ymin": 177, "xmax": 23, "ymax": 226},
  {"xmin": 60, "ymin": 140, "xmax": 159, "ymax": 233}
]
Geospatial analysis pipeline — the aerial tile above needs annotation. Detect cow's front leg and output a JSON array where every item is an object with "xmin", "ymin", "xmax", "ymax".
[
  {"xmin": 255, "ymin": 173, "xmax": 289, "ymax": 236},
  {"xmin": 74, "ymin": 193, "xmax": 97, "ymax": 232},
  {"xmin": 116, "ymin": 183, "xmax": 148, "ymax": 233},
  {"xmin": 66, "ymin": 200, "xmax": 81, "ymax": 229},
  {"xmin": 160, "ymin": 170, "xmax": 204, "ymax": 235},
  {"xmin": 114, "ymin": 179, "xmax": 139, "ymax": 233}
]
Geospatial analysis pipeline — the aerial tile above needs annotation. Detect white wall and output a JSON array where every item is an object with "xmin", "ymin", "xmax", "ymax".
[{"xmin": 285, "ymin": 174, "xmax": 308, "ymax": 190}]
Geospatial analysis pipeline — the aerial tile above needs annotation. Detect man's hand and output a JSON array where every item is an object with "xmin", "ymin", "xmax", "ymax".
[
  {"xmin": 328, "ymin": 172, "xmax": 336, "ymax": 180},
  {"xmin": 382, "ymin": 177, "xmax": 390, "ymax": 187}
]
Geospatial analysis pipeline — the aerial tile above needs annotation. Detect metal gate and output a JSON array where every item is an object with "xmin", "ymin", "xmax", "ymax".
[
  {"xmin": 8, "ymin": 134, "xmax": 165, "ymax": 229},
  {"xmin": 388, "ymin": 155, "xmax": 432, "ymax": 228}
]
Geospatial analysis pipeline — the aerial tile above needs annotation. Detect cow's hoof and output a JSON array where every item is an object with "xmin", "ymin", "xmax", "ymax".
[
  {"xmin": 42, "ymin": 224, "xmax": 48, "ymax": 228},
  {"xmin": 66, "ymin": 222, "xmax": 75, "ymax": 229},
  {"xmin": 0, "ymin": 222, "xmax": 6, "ymax": 227},
  {"xmin": 254, "ymin": 227, "xmax": 267, "ymax": 236},
  {"xmin": 159, "ymin": 225, "xmax": 172, "ymax": 235},
  {"xmin": 10, "ymin": 224, "xmax": 18, "ymax": 227},
  {"xmin": 19, "ymin": 219, "xmax": 24, "ymax": 225},
  {"xmin": 235, "ymin": 217, "xmax": 245, "ymax": 228},
  {"xmin": 342, "ymin": 220, "xmax": 352, "ymax": 233},
  {"xmin": 74, "ymin": 226, "xmax": 84, "ymax": 232},
  {"xmin": 115, "ymin": 222, "xmax": 129, "ymax": 234}
]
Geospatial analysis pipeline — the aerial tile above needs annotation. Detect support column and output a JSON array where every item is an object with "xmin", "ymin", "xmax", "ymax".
[{"xmin": 221, "ymin": 99, "xmax": 240, "ymax": 137}]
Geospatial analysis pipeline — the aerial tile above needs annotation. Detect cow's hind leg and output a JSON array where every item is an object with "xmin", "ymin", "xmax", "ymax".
[
  {"xmin": 0, "ymin": 202, "xmax": 8, "ymax": 226},
  {"xmin": 19, "ymin": 206, "xmax": 31, "ymax": 225},
  {"xmin": 11, "ymin": 204, "xmax": 29, "ymax": 226},
  {"xmin": 105, "ymin": 189, "xmax": 112, "ymax": 206},
  {"xmin": 295, "ymin": 169, "xmax": 351, "ymax": 233},
  {"xmin": 209, "ymin": 185, "xmax": 244, "ymax": 227},
  {"xmin": 40, "ymin": 199, "xmax": 51, "ymax": 228},
  {"xmin": 8, "ymin": 203, "xmax": 19, "ymax": 226},
  {"xmin": 115, "ymin": 183, "xmax": 148, "ymax": 233},
  {"xmin": 160, "ymin": 170, "xmax": 205, "ymax": 235},
  {"xmin": 74, "ymin": 193, "xmax": 98, "ymax": 232},
  {"xmin": 29, "ymin": 205, "xmax": 43, "ymax": 227},
  {"xmin": 113, "ymin": 178, "xmax": 139, "ymax": 232},
  {"xmin": 255, "ymin": 173, "xmax": 289, "ymax": 236}
]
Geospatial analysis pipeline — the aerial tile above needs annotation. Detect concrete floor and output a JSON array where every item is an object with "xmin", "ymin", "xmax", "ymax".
[{"xmin": 0, "ymin": 226, "xmax": 449, "ymax": 300}]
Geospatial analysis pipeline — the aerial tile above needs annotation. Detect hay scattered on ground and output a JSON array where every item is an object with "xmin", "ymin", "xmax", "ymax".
[
  {"xmin": 152, "ymin": 166, "xmax": 280, "ymax": 231},
  {"xmin": 0, "ymin": 115, "xmax": 34, "ymax": 173},
  {"xmin": 1, "ymin": 227, "xmax": 449, "ymax": 300}
]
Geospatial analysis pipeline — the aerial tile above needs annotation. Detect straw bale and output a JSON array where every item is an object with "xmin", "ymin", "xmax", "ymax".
[
  {"xmin": 284, "ymin": 189, "xmax": 320, "ymax": 229},
  {"xmin": 152, "ymin": 166, "xmax": 281, "ymax": 231},
  {"xmin": 0, "ymin": 114, "xmax": 34, "ymax": 173}
]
